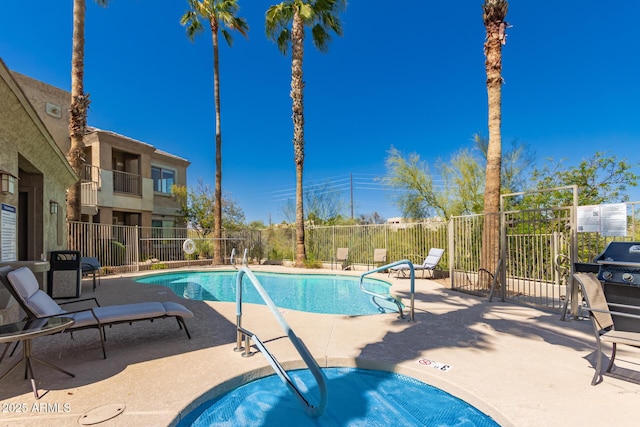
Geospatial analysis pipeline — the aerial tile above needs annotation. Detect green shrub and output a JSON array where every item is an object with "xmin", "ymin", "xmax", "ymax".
[{"xmin": 110, "ymin": 240, "xmax": 126, "ymax": 266}]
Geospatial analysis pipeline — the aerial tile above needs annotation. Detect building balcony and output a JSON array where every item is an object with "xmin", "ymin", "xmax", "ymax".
[
  {"xmin": 81, "ymin": 181, "xmax": 98, "ymax": 216},
  {"xmin": 113, "ymin": 170, "xmax": 142, "ymax": 196},
  {"xmin": 82, "ymin": 164, "xmax": 101, "ymax": 188}
]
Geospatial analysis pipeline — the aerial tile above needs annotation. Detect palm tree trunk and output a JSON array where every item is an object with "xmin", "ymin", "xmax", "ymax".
[
  {"xmin": 67, "ymin": 0, "xmax": 88, "ymax": 223},
  {"xmin": 210, "ymin": 17, "xmax": 223, "ymax": 265},
  {"xmin": 291, "ymin": 11, "xmax": 306, "ymax": 267},
  {"xmin": 480, "ymin": 1, "xmax": 507, "ymax": 287}
]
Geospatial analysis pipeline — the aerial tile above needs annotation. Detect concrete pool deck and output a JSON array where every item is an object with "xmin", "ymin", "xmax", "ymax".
[{"xmin": 0, "ymin": 265, "xmax": 639, "ymax": 426}]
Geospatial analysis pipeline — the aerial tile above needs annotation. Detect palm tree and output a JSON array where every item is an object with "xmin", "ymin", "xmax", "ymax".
[
  {"xmin": 67, "ymin": 0, "xmax": 109, "ymax": 222},
  {"xmin": 181, "ymin": 0, "xmax": 248, "ymax": 265},
  {"xmin": 265, "ymin": 0, "xmax": 346, "ymax": 267},
  {"xmin": 480, "ymin": 0, "xmax": 508, "ymax": 287}
]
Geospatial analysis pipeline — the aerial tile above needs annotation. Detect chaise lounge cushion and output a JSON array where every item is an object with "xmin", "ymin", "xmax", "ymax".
[
  {"xmin": 67, "ymin": 302, "xmax": 193, "ymax": 329},
  {"xmin": 8, "ymin": 266, "xmax": 64, "ymax": 317}
]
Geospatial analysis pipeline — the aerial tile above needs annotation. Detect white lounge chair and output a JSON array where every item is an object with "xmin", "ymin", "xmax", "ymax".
[
  {"xmin": 0, "ymin": 266, "xmax": 193, "ymax": 359},
  {"xmin": 390, "ymin": 248, "xmax": 445, "ymax": 278}
]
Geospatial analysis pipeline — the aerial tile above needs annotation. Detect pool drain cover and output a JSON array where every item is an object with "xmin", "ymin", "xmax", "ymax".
[{"xmin": 78, "ymin": 403, "xmax": 126, "ymax": 425}]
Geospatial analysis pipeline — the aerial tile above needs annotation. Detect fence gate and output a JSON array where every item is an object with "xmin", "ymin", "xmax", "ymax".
[
  {"xmin": 450, "ymin": 186, "xmax": 579, "ymax": 312},
  {"xmin": 498, "ymin": 207, "xmax": 574, "ymax": 310}
]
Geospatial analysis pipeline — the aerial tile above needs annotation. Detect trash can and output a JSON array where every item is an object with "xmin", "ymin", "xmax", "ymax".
[{"xmin": 48, "ymin": 251, "xmax": 82, "ymax": 299}]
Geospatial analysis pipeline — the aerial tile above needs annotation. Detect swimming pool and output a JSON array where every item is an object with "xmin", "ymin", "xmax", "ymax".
[
  {"xmin": 135, "ymin": 271, "xmax": 401, "ymax": 315},
  {"xmin": 176, "ymin": 368, "xmax": 500, "ymax": 427}
]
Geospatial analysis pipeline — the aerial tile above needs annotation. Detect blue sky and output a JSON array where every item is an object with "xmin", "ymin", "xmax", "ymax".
[{"xmin": 2, "ymin": 1, "xmax": 639, "ymax": 224}]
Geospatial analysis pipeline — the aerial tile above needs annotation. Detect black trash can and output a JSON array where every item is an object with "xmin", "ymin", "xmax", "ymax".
[{"xmin": 48, "ymin": 251, "xmax": 82, "ymax": 299}]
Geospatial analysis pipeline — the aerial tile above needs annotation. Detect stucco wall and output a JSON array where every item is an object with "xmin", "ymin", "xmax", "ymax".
[
  {"xmin": 0, "ymin": 61, "xmax": 76, "ymax": 260},
  {"xmin": 11, "ymin": 72, "xmax": 71, "ymax": 154}
]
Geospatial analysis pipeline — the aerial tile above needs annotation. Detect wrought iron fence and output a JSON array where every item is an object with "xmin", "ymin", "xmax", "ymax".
[{"xmin": 67, "ymin": 201, "xmax": 639, "ymax": 312}]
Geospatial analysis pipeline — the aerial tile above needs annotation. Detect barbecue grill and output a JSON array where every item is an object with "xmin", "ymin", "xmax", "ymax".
[{"xmin": 594, "ymin": 241, "xmax": 640, "ymax": 332}]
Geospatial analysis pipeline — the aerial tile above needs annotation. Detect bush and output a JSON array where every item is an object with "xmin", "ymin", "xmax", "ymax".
[{"xmin": 110, "ymin": 240, "xmax": 126, "ymax": 266}]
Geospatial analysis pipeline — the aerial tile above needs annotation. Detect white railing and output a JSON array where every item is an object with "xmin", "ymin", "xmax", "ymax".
[
  {"xmin": 234, "ymin": 267, "xmax": 328, "ymax": 418},
  {"xmin": 81, "ymin": 181, "xmax": 98, "ymax": 207},
  {"xmin": 360, "ymin": 260, "xmax": 414, "ymax": 320}
]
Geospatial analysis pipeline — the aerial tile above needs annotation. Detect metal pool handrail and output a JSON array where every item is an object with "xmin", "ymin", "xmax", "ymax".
[
  {"xmin": 360, "ymin": 260, "xmax": 416, "ymax": 321},
  {"xmin": 234, "ymin": 267, "xmax": 328, "ymax": 418},
  {"xmin": 229, "ymin": 248, "xmax": 248, "ymax": 267}
]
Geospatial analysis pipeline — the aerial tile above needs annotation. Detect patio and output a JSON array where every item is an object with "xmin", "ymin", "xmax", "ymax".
[{"xmin": 1, "ymin": 265, "xmax": 639, "ymax": 426}]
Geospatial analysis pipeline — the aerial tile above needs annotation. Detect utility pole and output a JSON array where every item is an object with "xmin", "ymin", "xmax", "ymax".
[{"xmin": 350, "ymin": 173, "xmax": 354, "ymax": 219}]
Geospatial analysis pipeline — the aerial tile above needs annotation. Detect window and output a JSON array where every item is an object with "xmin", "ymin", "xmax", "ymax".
[
  {"xmin": 152, "ymin": 219, "xmax": 175, "ymax": 238},
  {"xmin": 151, "ymin": 166, "xmax": 175, "ymax": 194}
]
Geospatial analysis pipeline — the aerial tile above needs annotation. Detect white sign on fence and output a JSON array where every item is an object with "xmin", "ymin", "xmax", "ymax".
[{"xmin": 577, "ymin": 203, "xmax": 627, "ymax": 236}]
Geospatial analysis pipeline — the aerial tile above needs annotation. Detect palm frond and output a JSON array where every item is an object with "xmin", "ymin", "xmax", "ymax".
[
  {"xmin": 221, "ymin": 28, "xmax": 234, "ymax": 46},
  {"xmin": 311, "ymin": 24, "xmax": 330, "ymax": 53},
  {"xmin": 180, "ymin": 11, "xmax": 204, "ymax": 41},
  {"xmin": 276, "ymin": 29, "xmax": 291, "ymax": 55}
]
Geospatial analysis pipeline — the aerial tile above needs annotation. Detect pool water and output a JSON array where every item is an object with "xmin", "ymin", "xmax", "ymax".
[
  {"xmin": 136, "ymin": 271, "xmax": 401, "ymax": 315},
  {"xmin": 177, "ymin": 368, "xmax": 500, "ymax": 427}
]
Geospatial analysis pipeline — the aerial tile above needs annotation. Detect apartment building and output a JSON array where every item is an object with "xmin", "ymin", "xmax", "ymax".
[{"xmin": 11, "ymin": 71, "xmax": 190, "ymax": 229}]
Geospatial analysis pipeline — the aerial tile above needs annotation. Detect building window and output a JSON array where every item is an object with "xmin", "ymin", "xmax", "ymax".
[
  {"xmin": 152, "ymin": 166, "xmax": 175, "ymax": 194},
  {"xmin": 152, "ymin": 219, "xmax": 175, "ymax": 238}
]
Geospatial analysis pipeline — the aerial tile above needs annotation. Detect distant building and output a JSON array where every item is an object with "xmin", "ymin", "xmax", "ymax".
[{"xmin": 11, "ymin": 71, "xmax": 190, "ymax": 229}]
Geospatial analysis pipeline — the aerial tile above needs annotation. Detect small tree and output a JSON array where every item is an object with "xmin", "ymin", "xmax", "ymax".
[
  {"xmin": 523, "ymin": 152, "xmax": 639, "ymax": 207},
  {"xmin": 173, "ymin": 180, "xmax": 246, "ymax": 237},
  {"xmin": 383, "ymin": 139, "xmax": 532, "ymax": 219}
]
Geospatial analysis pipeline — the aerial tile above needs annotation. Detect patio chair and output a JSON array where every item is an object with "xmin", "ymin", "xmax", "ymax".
[
  {"xmin": 81, "ymin": 257, "xmax": 101, "ymax": 291},
  {"xmin": 389, "ymin": 248, "xmax": 445, "ymax": 279},
  {"xmin": 0, "ymin": 266, "xmax": 193, "ymax": 359},
  {"xmin": 372, "ymin": 248, "xmax": 387, "ymax": 269},
  {"xmin": 332, "ymin": 248, "xmax": 350, "ymax": 270},
  {"xmin": 573, "ymin": 272, "xmax": 640, "ymax": 385}
]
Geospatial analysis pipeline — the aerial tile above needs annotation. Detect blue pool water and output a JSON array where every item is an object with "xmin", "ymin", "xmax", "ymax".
[
  {"xmin": 135, "ymin": 271, "xmax": 401, "ymax": 315},
  {"xmin": 177, "ymin": 368, "xmax": 500, "ymax": 427}
]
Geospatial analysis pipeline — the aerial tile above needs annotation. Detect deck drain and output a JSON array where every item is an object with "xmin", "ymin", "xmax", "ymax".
[{"xmin": 79, "ymin": 403, "xmax": 126, "ymax": 425}]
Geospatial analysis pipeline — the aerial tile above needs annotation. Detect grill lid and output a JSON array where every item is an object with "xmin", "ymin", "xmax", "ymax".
[
  {"xmin": 595, "ymin": 242, "xmax": 640, "ymax": 285},
  {"xmin": 594, "ymin": 242, "xmax": 640, "ymax": 267}
]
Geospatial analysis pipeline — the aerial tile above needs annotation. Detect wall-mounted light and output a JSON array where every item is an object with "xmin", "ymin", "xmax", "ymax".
[
  {"xmin": 50, "ymin": 200, "xmax": 59, "ymax": 215},
  {"xmin": 0, "ymin": 170, "xmax": 17, "ymax": 195}
]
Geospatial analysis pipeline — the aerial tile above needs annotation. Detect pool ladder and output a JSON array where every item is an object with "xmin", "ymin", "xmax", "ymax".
[
  {"xmin": 229, "ymin": 248, "xmax": 248, "ymax": 268},
  {"xmin": 234, "ymin": 267, "xmax": 328, "ymax": 418},
  {"xmin": 360, "ymin": 260, "xmax": 417, "ymax": 322}
]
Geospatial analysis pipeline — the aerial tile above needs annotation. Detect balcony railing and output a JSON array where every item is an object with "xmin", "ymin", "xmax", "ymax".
[
  {"xmin": 81, "ymin": 181, "xmax": 98, "ymax": 206},
  {"xmin": 82, "ymin": 164, "xmax": 101, "ymax": 187},
  {"xmin": 112, "ymin": 170, "xmax": 141, "ymax": 196}
]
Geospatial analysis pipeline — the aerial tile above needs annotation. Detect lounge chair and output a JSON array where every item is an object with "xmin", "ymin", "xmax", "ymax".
[
  {"xmin": 332, "ymin": 248, "xmax": 350, "ymax": 270},
  {"xmin": 389, "ymin": 248, "xmax": 445, "ymax": 278},
  {"xmin": 0, "ymin": 266, "xmax": 193, "ymax": 359},
  {"xmin": 573, "ymin": 272, "xmax": 640, "ymax": 385}
]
